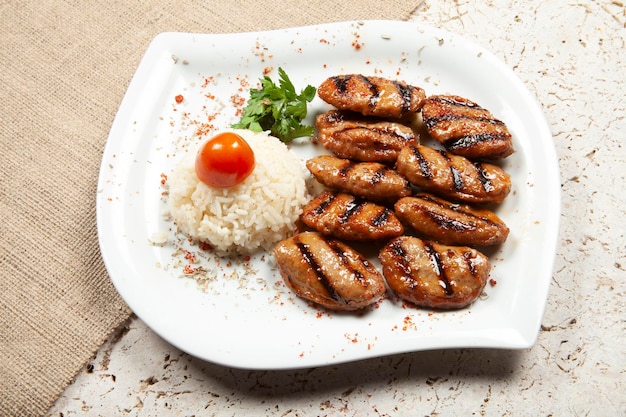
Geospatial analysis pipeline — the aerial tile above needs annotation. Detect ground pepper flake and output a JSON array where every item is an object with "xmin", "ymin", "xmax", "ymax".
[{"xmin": 175, "ymin": 94, "xmax": 184, "ymax": 104}]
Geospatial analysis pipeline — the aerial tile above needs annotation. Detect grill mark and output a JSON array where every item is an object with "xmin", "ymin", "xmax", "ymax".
[
  {"xmin": 422, "ymin": 115, "xmax": 439, "ymax": 130},
  {"xmin": 361, "ymin": 75, "xmax": 380, "ymax": 110},
  {"xmin": 324, "ymin": 111, "xmax": 345, "ymax": 124},
  {"xmin": 415, "ymin": 195, "xmax": 501, "ymax": 227},
  {"xmin": 312, "ymin": 192, "xmax": 337, "ymax": 215},
  {"xmin": 443, "ymin": 133, "xmax": 510, "ymax": 151},
  {"xmin": 339, "ymin": 161, "xmax": 388, "ymax": 186},
  {"xmin": 338, "ymin": 160, "xmax": 353, "ymax": 179},
  {"xmin": 338, "ymin": 197, "xmax": 365, "ymax": 224},
  {"xmin": 371, "ymin": 166, "xmax": 387, "ymax": 185},
  {"xmin": 294, "ymin": 238, "xmax": 342, "ymax": 302},
  {"xmin": 423, "ymin": 210, "xmax": 476, "ymax": 232},
  {"xmin": 333, "ymin": 76, "xmax": 349, "ymax": 96},
  {"xmin": 393, "ymin": 80, "xmax": 412, "ymax": 114},
  {"xmin": 439, "ymin": 151, "xmax": 464, "ymax": 191},
  {"xmin": 389, "ymin": 239, "xmax": 414, "ymax": 284},
  {"xmin": 450, "ymin": 166, "xmax": 464, "ymax": 191},
  {"xmin": 411, "ymin": 146, "xmax": 432, "ymax": 179},
  {"xmin": 372, "ymin": 208, "xmax": 391, "ymax": 227},
  {"xmin": 336, "ymin": 127, "xmax": 414, "ymax": 143},
  {"xmin": 327, "ymin": 239, "xmax": 366, "ymax": 286},
  {"xmin": 423, "ymin": 241, "xmax": 454, "ymax": 296},
  {"xmin": 430, "ymin": 95, "xmax": 484, "ymax": 110},
  {"xmin": 373, "ymin": 127, "xmax": 414, "ymax": 141},
  {"xmin": 474, "ymin": 163, "xmax": 494, "ymax": 192},
  {"xmin": 423, "ymin": 114, "xmax": 505, "ymax": 130}
]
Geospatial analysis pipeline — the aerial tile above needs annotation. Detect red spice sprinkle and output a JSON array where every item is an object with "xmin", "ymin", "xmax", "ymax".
[
  {"xmin": 238, "ymin": 77, "xmax": 250, "ymax": 89},
  {"xmin": 160, "ymin": 173, "xmax": 168, "ymax": 185},
  {"xmin": 320, "ymin": 38, "xmax": 329, "ymax": 44},
  {"xmin": 183, "ymin": 250, "xmax": 196, "ymax": 263},
  {"xmin": 175, "ymin": 94, "xmax": 184, "ymax": 104},
  {"xmin": 201, "ymin": 76, "xmax": 215, "ymax": 89},
  {"xmin": 490, "ymin": 279, "xmax": 498, "ymax": 286},
  {"xmin": 263, "ymin": 66, "xmax": 274, "ymax": 75},
  {"xmin": 183, "ymin": 265, "xmax": 196, "ymax": 275},
  {"xmin": 231, "ymin": 94, "xmax": 246, "ymax": 110},
  {"xmin": 402, "ymin": 315, "xmax": 414, "ymax": 331},
  {"xmin": 198, "ymin": 241, "xmax": 213, "ymax": 251}
]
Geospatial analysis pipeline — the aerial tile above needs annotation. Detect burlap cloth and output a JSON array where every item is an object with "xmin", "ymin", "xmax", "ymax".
[{"xmin": 0, "ymin": 1, "xmax": 421, "ymax": 415}]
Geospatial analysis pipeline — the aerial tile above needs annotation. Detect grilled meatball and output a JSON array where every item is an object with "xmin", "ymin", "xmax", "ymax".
[
  {"xmin": 394, "ymin": 193, "xmax": 509, "ymax": 246},
  {"xmin": 396, "ymin": 144, "xmax": 511, "ymax": 204},
  {"xmin": 300, "ymin": 190, "xmax": 404, "ymax": 241},
  {"xmin": 421, "ymin": 95, "xmax": 514, "ymax": 160},
  {"xmin": 315, "ymin": 110, "xmax": 418, "ymax": 163},
  {"xmin": 306, "ymin": 155, "xmax": 412, "ymax": 203},
  {"xmin": 379, "ymin": 236, "xmax": 491, "ymax": 310},
  {"xmin": 273, "ymin": 232, "xmax": 386, "ymax": 311},
  {"xmin": 318, "ymin": 74, "xmax": 426, "ymax": 119}
]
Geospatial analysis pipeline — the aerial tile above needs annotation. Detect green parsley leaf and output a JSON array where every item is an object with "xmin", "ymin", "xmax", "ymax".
[{"xmin": 232, "ymin": 67, "xmax": 317, "ymax": 143}]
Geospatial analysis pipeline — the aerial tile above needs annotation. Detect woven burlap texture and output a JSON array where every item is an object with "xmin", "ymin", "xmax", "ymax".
[{"xmin": 0, "ymin": 1, "xmax": 420, "ymax": 416}]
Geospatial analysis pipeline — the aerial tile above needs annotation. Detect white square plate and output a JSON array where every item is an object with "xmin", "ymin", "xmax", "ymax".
[{"xmin": 97, "ymin": 20, "xmax": 560, "ymax": 369}]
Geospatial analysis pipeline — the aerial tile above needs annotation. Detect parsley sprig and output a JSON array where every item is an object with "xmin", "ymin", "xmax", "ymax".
[{"xmin": 232, "ymin": 67, "xmax": 317, "ymax": 143}]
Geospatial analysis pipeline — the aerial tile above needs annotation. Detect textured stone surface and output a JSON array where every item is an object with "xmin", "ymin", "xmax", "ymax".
[{"xmin": 48, "ymin": 1, "xmax": 625, "ymax": 415}]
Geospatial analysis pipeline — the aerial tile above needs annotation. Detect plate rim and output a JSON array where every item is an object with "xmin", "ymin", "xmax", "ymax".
[{"xmin": 96, "ymin": 19, "xmax": 561, "ymax": 370}]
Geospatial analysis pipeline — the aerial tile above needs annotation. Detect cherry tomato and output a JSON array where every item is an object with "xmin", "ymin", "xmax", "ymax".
[{"xmin": 195, "ymin": 132, "xmax": 255, "ymax": 188}]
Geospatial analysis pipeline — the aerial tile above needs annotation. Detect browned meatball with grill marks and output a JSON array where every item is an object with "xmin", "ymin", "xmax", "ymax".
[
  {"xmin": 318, "ymin": 74, "xmax": 426, "ymax": 119},
  {"xmin": 396, "ymin": 144, "xmax": 511, "ymax": 204},
  {"xmin": 379, "ymin": 236, "xmax": 491, "ymax": 310},
  {"xmin": 394, "ymin": 193, "xmax": 509, "ymax": 246},
  {"xmin": 306, "ymin": 155, "xmax": 412, "ymax": 203},
  {"xmin": 273, "ymin": 232, "xmax": 386, "ymax": 311},
  {"xmin": 421, "ymin": 95, "xmax": 514, "ymax": 160},
  {"xmin": 300, "ymin": 190, "xmax": 404, "ymax": 242},
  {"xmin": 316, "ymin": 110, "xmax": 418, "ymax": 163}
]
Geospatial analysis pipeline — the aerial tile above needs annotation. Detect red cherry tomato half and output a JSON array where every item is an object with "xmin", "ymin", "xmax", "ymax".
[{"xmin": 195, "ymin": 132, "xmax": 256, "ymax": 188}]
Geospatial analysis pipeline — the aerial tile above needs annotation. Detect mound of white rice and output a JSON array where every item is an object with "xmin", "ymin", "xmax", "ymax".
[{"xmin": 167, "ymin": 129, "xmax": 310, "ymax": 255}]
